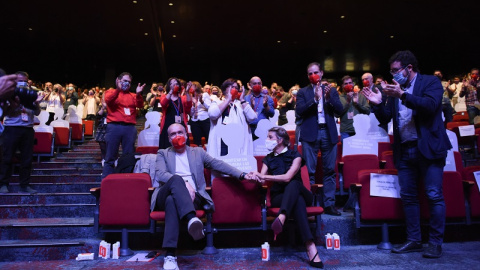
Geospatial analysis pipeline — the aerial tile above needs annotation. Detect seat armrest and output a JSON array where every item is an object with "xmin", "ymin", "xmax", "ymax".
[
  {"xmin": 463, "ymin": 180, "xmax": 475, "ymax": 189},
  {"xmin": 349, "ymin": 183, "xmax": 362, "ymax": 193},
  {"xmin": 203, "ymin": 203, "xmax": 214, "ymax": 213},
  {"xmin": 310, "ymin": 183, "xmax": 323, "ymax": 194},
  {"xmin": 380, "ymin": 160, "xmax": 386, "ymax": 169},
  {"xmin": 90, "ymin": 187, "xmax": 100, "ymax": 198}
]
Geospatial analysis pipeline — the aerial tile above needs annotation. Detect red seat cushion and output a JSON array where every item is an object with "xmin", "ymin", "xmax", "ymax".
[
  {"xmin": 70, "ymin": 123, "xmax": 83, "ymax": 140},
  {"xmin": 211, "ymin": 177, "xmax": 262, "ymax": 224},
  {"xmin": 83, "ymin": 120, "xmax": 94, "ymax": 136},
  {"xmin": 33, "ymin": 132, "xmax": 53, "ymax": 153},
  {"xmin": 342, "ymin": 154, "xmax": 379, "ymax": 189},
  {"xmin": 150, "ymin": 210, "xmax": 206, "ymax": 221},
  {"xmin": 462, "ymin": 166, "xmax": 480, "ymax": 217},
  {"xmin": 358, "ymin": 169, "xmax": 404, "ymax": 220},
  {"xmin": 99, "ymin": 173, "xmax": 151, "ymax": 226},
  {"xmin": 136, "ymin": 146, "xmax": 159, "ymax": 155}
]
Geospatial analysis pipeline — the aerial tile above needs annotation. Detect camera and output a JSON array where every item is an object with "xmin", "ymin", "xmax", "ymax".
[
  {"xmin": 54, "ymin": 88, "xmax": 59, "ymax": 93},
  {"xmin": 15, "ymin": 82, "xmax": 38, "ymax": 110}
]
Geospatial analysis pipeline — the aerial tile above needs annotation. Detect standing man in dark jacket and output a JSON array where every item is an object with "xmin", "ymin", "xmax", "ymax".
[{"xmin": 362, "ymin": 50, "xmax": 452, "ymax": 258}]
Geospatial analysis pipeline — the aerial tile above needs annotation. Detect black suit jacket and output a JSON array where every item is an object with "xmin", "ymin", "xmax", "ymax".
[
  {"xmin": 295, "ymin": 84, "xmax": 343, "ymax": 145},
  {"xmin": 373, "ymin": 74, "xmax": 452, "ymax": 165}
]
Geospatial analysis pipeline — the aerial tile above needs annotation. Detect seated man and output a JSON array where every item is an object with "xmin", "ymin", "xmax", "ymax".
[{"xmin": 151, "ymin": 123, "xmax": 255, "ymax": 270}]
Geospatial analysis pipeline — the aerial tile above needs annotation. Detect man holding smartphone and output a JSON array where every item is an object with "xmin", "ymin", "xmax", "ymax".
[{"xmin": 362, "ymin": 50, "xmax": 452, "ymax": 258}]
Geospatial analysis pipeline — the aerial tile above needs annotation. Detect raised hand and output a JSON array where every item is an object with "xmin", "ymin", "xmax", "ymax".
[
  {"xmin": 136, "ymin": 83, "xmax": 146, "ymax": 94},
  {"xmin": 361, "ymin": 87, "xmax": 382, "ymax": 105}
]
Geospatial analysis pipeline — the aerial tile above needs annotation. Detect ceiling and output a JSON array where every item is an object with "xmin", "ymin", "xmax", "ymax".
[{"xmin": 1, "ymin": 0, "xmax": 478, "ymax": 89}]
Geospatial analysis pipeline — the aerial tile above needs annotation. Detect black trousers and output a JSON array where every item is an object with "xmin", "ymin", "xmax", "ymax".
[
  {"xmin": 271, "ymin": 180, "xmax": 314, "ymax": 244},
  {"xmin": 190, "ymin": 118, "xmax": 210, "ymax": 146},
  {"xmin": 0, "ymin": 126, "xmax": 34, "ymax": 187},
  {"xmin": 155, "ymin": 175, "xmax": 203, "ymax": 248}
]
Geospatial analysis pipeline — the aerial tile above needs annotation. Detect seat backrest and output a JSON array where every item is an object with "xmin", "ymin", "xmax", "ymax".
[
  {"xmin": 451, "ymin": 126, "xmax": 476, "ymax": 146},
  {"xmin": 447, "ymin": 121, "xmax": 469, "ymax": 130},
  {"xmin": 342, "ymin": 154, "xmax": 379, "ymax": 188},
  {"xmin": 453, "ymin": 151, "xmax": 463, "ymax": 173},
  {"xmin": 211, "ymin": 177, "xmax": 262, "ymax": 224},
  {"xmin": 33, "ymin": 132, "xmax": 53, "ymax": 153},
  {"xmin": 53, "ymin": 127, "xmax": 70, "ymax": 146},
  {"xmin": 380, "ymin": 151, "xmax": 395, "ymax": 170},
  {"xmin": 357, "ymin": 169, "xmax": 404, "ymax": 220},
  {"xmin": 419, "ymin": 171, "xmax": 465, "ymax": 219},
  {"xmin": 254, "ymin": 155, "xmax": 265, "ymax": 172},
  {"xmin": 83, "ymin": 120, "xmax": 94, "ymax": 136},
  {"xmin": 70, "ymin": 123, "xmax": 83, "ymax": 140},
  {"xmin": 461, "ymin": 166, "xmax": 480, "ymax": 217},
  {"xmin": 135, "ymin": 146, "xmax": 159, "ymax": 155},
  {"xmin": 99, "ymin": 173, "xmax": 152, "ymax": 226},
  {"xmin": 378, "ymin": 142, "xmax": 393, "ymax": 158}
]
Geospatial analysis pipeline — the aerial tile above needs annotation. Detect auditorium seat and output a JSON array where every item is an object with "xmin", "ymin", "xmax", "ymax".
[
  {"xmin": 351, "ymin": 169, "xmax": 403, "ymax": 249},
  {"xmin": 53, "ymin": 127, "xmax": 71, "ymax": 153},
  {"xmin": 459, "ymin": 166, "xmax": 480, "ymax": 222},
  {"xmin": 70, "ymin": 123, "xmax": 84, "ymax": 143},
  {"xmin": 452, "ymin": 111, "xmax": 469, "ymax": 122},
  {"xmin": 378, "ymin": 141, "xmax": 393, "ymax": 158},
  {"xmin": 83, "ymin": 120, "xmax": 94, "ymax": 138},
  {"xmin": 380, "ymin": 151, "xmax": 395, "ymax": 170},
  {"xmin": 90, "ymin": 173, "xmax": 154, "ymax": 256},
  {"xmin": 135, "ymin": 146, "xmax": 159, "ymax": 155},
  {"xmin": 33, "ymin": 131, "xmax": 55, "ymax": 163}
]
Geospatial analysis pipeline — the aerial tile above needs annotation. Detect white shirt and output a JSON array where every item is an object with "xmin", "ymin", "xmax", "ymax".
[
  {"xmin": 312, "ymin": 84, "xmax": 326, "ymax": 124},
  {"xmin": 398, "ymin": 74, "xmax": 418, "ymax": 143},
  {"xmin": 175, "ymin": 151, "xmax": 196, "ymax": 192}
]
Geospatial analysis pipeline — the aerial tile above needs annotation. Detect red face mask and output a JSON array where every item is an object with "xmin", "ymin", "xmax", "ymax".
[
  {"xmin": 173, "ymin": 85, "xmax": 180, "ymax": 94},
  {"xmin": 230, "ymin": 88, "xmax": 239, "ymax": 100},
  {"xmin": 189, "ymin": 87, "xmax": 195, "ymax": 95},
  {"xmin": 276, "ymin": 92, "xmax": 282, "ymax": 97},
  {"xmin": 252, "ymin": 85, "xmax": 262, "ymax": 95},
  {"xmin": 344, "ymin": 84, "xmax": 354, "ymax": 93},
  {"xmin": 472, "ymin": 74, "xmax": 479, "ymax": 81},
  {"xmin": 308, "ymin": 74, "xmax": 321, "ymax": 85},
  {"xmin": 171, "ymin": 135, "xmax": 186, "ymax": 149},
  {"xmin": 362, "ymin": 80, "xmax": 370, "ymax": 87}
]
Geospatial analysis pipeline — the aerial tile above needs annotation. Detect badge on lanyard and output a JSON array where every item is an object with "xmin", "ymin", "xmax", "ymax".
[
  {"xmin": 124, "ymin": 108, "xmax": 131, "ymax": 115},
  {"xmin": 21, "ymin": 111, "xmax": 28, "ymax": 122},
  {"xmin": 175, "ymin": 115, "xmax": 182, "ymax": 123},
  {"xmin": 347, "ymin": 111, "xmax": 354, "ymax": 120},
  {"xmin": 104, "ymin": 118, "xmax": 107, "ymax": 125}
]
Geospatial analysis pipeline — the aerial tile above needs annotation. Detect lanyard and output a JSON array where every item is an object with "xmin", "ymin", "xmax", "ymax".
[{"xmin": 171, "ymin": 98, "xmax": 182, "ymax": 116}]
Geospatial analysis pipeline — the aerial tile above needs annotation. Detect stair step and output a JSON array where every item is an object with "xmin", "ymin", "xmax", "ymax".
[
  {"xmin": 1, "ymin": 204, "xmax": 95, "ymax": 218},
  {"xmin": 0, "ymin": 218, "xmax": 95, "ymax": 240},
  {"xmin": 30, "ymin": 168, "xmax": 103, "ymax": 175},
  {"xmin": 0, "ymin": 193, "xmax": 94, "ymax": 205},
  {"xmin": 10, "ymin": 174, "xmax": 101, "ymax": 183},
  {"xmin": 33, "ymin": 162, "xmax": 102, "ymax": 169},
  {"xmin": 0, "ymin": 239, "xmax": 86, "ymax": 248}
]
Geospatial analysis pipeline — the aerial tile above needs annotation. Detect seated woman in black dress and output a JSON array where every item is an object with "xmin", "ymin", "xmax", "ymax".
[{"xmin": 254, "ymin": 126, "xmax": 323, "ymax": 269}]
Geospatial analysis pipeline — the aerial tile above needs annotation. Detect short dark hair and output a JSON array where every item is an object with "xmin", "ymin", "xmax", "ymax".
[
  {"xmin": 374, "ymin": 75, "xmax": 384, "ymax": 81},
  {"xmin": 117, "ymin": 72, "xmax": 132, "ymax": 81},
  {"xmin": 341, "ymin": 75, "xmax": 352, "ymax": 83},
  {"xmin": 220, "ymin": 78, "xmax": 237, "ymax": 94},
  {"xmin": 15, "ymin": 71, "xmax": 29, "ymax": 78},
  {"xmin": 268, "ymin": 126, "xmax": 290, "ymax": 147},
  {"xmin": 164, "ymin": 77, "xmax": 180, "ymax": 93},
  {"xmin": 307, "ymin": 62, "xmax": 322, "ymax": 72},
  {"xmin": 388, "ymin": 50, "xmax": 419, "ymax": 72}
]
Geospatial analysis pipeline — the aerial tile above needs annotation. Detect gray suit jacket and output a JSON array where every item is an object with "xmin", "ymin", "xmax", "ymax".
[{"xmin": 150, "ymin": 146, "xmax": 243, "ymax": 211}]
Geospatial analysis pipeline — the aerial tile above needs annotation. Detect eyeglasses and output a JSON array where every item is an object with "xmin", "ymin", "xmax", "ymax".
[{"xmin": 389, "ymin": 66, "xmax": 406, "ymax": 75}]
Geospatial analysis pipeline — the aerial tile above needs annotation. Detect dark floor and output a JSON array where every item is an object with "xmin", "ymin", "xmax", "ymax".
[{"xmin": 1, "ymin": 241, "xmax": 480, "ymax": 270}]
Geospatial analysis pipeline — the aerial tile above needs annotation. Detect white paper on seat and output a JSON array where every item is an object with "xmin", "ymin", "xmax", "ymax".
[
  {"xmin": 473, "ymin": 171, "xmax": 480, "ymax": 193},
  {"xmin": 458, "ymin": 125, "xmax": 475, "ymax": 137},
  {"xmin": 370, "ymin": 173, "xmax": 400, "ymax": 198}
]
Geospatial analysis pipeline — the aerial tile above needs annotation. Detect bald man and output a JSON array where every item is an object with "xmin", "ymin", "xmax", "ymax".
[
  {"xmin": 151, "ymin": 123, "xmax": 256, "ymax": 270},
  {"xmin": 244, "ymin": 76, "xmax": 275, "ymax": 139}
]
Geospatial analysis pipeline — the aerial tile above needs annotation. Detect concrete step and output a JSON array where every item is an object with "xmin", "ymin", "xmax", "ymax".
[
  {"xmin": 1, "ymin": 203, "xmax": 95, "ymax": 219},
  {"xmin": 0, "ymin": 217, "xmax": 95, "ymax": 240},
  {"xmin": 9, "ymin": 174, "xmax": 101, "ymax": 183},
  {"xmin": 0, "ymin": 193, "xmax": 94, "ymax": 205}
]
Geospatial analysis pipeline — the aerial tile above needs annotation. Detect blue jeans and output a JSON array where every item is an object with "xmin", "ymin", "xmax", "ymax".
[
  {"xmin": 101, "ymin": 123, "xmax": 137, "ymax": 179},
  {"xmin": 466, "ymin": 105, "xmax": 480, "ymax": 124},
  {"xmin": 302, "ymin": 127, "xmax": 337, "ymax": 208},
  {"xmin": 397, "ymin": 145, "xmax": 446, "ymax": 245}
]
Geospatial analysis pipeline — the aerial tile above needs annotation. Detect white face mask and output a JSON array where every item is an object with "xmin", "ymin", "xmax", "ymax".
[{"xmin": 265, "ymin": 139, "xmax": 278, "ymax": 152}]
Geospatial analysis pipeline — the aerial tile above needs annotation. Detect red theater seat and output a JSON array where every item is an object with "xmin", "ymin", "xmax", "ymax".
[
  {"xmin": 83, "ymin": 120, "xmax": 94, "ymax": 137},
  {"xmin": 135, "ymin": 146, "xmax": 159, "ymax": 155},
  {"xmin": 70, "ymin": 123, "xmax": 84, "ymax": 143},
  {"xmin": 53, "ymin": 127, "xmax": 71, "ymax": 152},
  {"xmin": 462, "ymin": 166, "xmax": 480, "ymax": 220},
  {"xmin": 33, "ymin": 131, "xmax": 55, "ymax": 163}
]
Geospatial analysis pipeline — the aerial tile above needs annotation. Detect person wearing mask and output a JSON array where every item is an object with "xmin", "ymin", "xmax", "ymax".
[
  {"xmin": 254, "ymin": 127, "xmax": 324, "ymax": 268},
  {"xmin": 362, "ymin": 50, "xmax": 452, "ymax": 258},
  {"xmin": 434, "ymin": 70, "xmax": 454, "ymax": 123},
  {"xmin": 295, "ymin": 62, "xmax": 343, "ymax": 216},
  {"xmin": 189, "ymin": 81, "xmax": 211, "ymax": 146},
  {"xmin": 448, "ymin": 76, "xmax": 463, "ymax": 109},
  {"xmin": 209, "ymin": 86, "xmax": 223, "ymax": 103},
  {"xmin": 277, "ymin": 86, "xmax": 298, "ymax": 126},
  {"xmin": 459, "ymin": 68, "xmax": 480, "ymax": 124},
  {"xmin": 44, "ymin": 83, "xmax": 65, "ymax": 125},
  {"xmin": 244, "ymin": 76, "xmax": 275, "ymax": 140},
  {"xmin": 63, "ymin": 83, "xmax": 79, "ymax": 115},
  {"xmin": 0, "ymin": 71, "xmax": 43, "ymax": 194},
  {"xmin": 82, "ymin": 88, "xmax": 100, "ymax": 120},
  {"xmin": 337, "ymin": 75, "xmax": 370, "ymax": 142},
  {"xmin": 147, "ymin": 83, "xmax": 164, "ymax": 112},
  {"xmin": 159, "ymin": 78, "xmax": 192, "ymax": 149},
  {"xmin": 207, "ymin": 78, "xmax": 257, "ymax": 158},
  {"xmin": 153, "ymin": 123, "xmax": 256, "ymax": 270},
  {"xmin": 101, "ymin": 72, "xmax": 145, "ymax": 179}
]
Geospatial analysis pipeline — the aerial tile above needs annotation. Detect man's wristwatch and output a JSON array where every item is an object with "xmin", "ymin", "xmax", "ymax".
[
  {"xmin": 400, "ymin": 92, "xmax": 407, "ymax": 101},
  {"xmin": 239, "ymin": 172, "xmax": 246, "ymax": 180}
]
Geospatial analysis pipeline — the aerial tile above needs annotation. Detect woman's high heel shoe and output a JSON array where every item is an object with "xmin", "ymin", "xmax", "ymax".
[
  {"xmin": 309, "ymin": 252, "xmax": 324, "ymax": 269},
  {"xmin": 271, "ymin": 217, "xmax": 284, "ymax": 241}
]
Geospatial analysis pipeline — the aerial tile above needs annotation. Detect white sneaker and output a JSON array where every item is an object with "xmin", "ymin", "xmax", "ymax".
[
  {"xmin": 187, "ymin": 217, "xmax": 205, "ymax": 241},
  {"xmin": 163, "ymin": 255, "xmax": 179, "ymax": 270},
  {"xmin": 101, "ymin": 159, "xmax": 105, "ymax": 167}
]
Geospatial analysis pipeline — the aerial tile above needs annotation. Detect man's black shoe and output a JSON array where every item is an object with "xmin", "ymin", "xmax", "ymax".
[
  {"xmin": 423, "ymin": 243, "xmax": 442, "ymax": 258},
  {"xmin": 391, "ymin": 241, "xmax": 423, "ymax": 253},
  {"xmin": 324, "ymin": 206, "xmax": 341, "ymax": 216}
]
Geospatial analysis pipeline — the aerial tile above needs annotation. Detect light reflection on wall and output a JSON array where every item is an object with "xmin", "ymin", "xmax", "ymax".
[
  {"xmin": 346, "ymin": 54, "xmax": 355, "ymax": 72},
  {"xmin": 324, "ymin": 57, "xmax": 334, "ymax": 72},
  {"xmin": 362, "ymin": 59, "xmax": 371, "ymax": 71}
]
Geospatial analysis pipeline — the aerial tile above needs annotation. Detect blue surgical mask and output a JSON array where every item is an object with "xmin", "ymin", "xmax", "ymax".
[
  {"xmin": 121, "ymin": 82, "xmax": 130, "ymax": 91},
  {"xmin": 393, "ymin": 68, "xmax": 409, "ymax": 85}
]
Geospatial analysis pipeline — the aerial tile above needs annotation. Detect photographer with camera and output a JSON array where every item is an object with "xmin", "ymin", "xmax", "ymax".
[
  {"xmin": 0, "ymin": 71, "xmax": 43, "ymax": 194},
  {"xmin": 44, "ymin": 83, "xmax": 65, "ymax": 125}
]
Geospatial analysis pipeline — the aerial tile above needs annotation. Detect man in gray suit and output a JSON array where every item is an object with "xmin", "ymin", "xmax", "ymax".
[{"xmin": 152, "ymin": 123, "xmax": 255, "ymax": 270}]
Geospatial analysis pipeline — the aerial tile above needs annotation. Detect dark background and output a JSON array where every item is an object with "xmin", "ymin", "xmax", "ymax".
[{"xmin": 0, "ymin": 0, "xmax": 478, "ymax": 90}]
